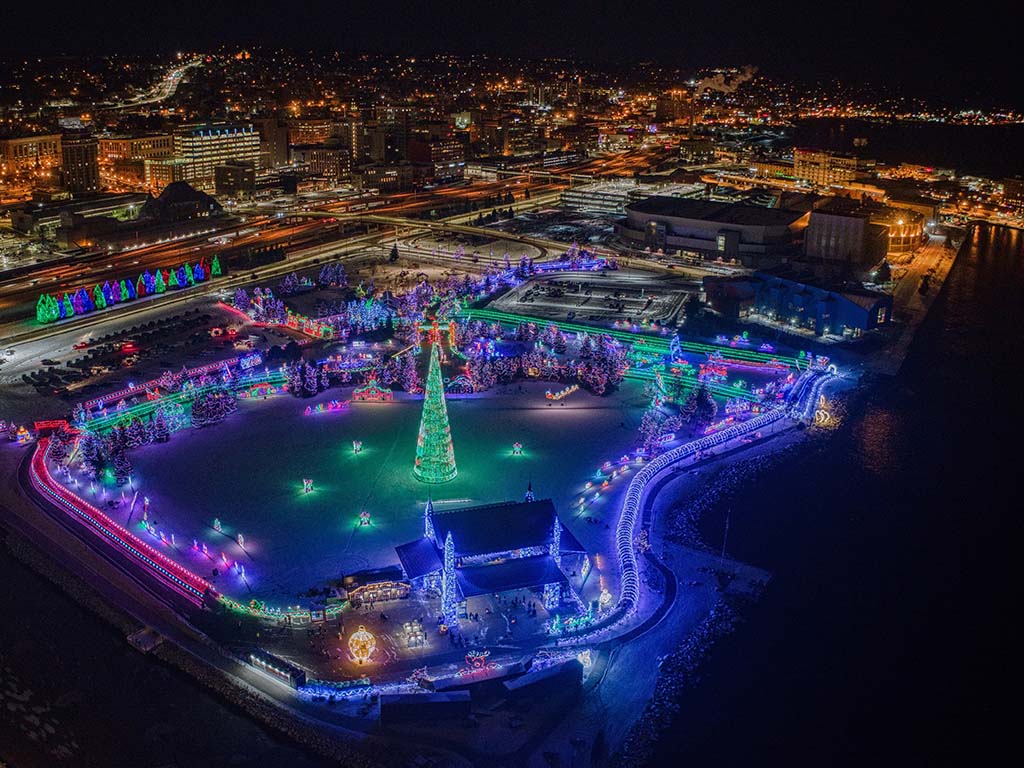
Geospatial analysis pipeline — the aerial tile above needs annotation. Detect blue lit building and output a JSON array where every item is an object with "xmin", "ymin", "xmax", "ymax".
[
  {"xmin": 395, "ymin": 498, "xmax": 589, "ymax": 623},
  {"xmin": 704, "ymin": 270, "xmax": 893, "ymax": 337}
]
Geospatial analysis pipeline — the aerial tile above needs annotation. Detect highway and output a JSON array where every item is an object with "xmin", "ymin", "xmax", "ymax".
[
  {"xmin": 102, "ymin": 57, "xmax": 203, "ymax": 110},
  {"xmin": 0, "ymin": 148, "xmax": 665, "ymax": 337}
]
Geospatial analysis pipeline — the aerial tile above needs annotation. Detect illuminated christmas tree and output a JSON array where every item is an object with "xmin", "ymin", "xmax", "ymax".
[
  {"xmin": 441, "ymin": 531, "xmax": 457, "ymax": 625},
  {"xmin": 413, "ymin": 343, "xmax": 457, "ymax": 483},
  {"xmin": 424, "ymin": 494, "xmax": 435, "ymax": 541}
]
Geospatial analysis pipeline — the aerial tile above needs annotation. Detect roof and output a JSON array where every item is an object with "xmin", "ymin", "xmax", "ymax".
[
  {"xmin": 431, "ymin": 499, "xmax": 585, "ymax": 557},
  {"xmin": 456, "ymin": 554, "xmax": 568, "ymax": 598},
  {"xmin": 395, "ymin": 498, "xmax": 587, "ymax": 578},
  {"xmin": 839, "ymin": 290, "xmax": 888, "ymax": 311},
  {"xmin": 395, "ymin": 538, "xmax": 443, "ymax": 580},
  {"xmin": 626, "ymin": 196, "xmax": 806, "ymax": 227}
]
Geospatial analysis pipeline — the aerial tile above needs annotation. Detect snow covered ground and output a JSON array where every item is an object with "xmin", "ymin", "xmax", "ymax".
[{"xmin": 83, "ymin": 380, "xmax": 649, "ymax": 607}]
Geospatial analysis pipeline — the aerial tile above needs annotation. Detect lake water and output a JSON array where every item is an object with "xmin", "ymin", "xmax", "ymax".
[
  {"xmin": 650, "ymin": 223, "xmax": 1022, "ymax": 765},
  {"xmin": 793, "ymin": 118, "xmax": 1024, "ymax": 178}
]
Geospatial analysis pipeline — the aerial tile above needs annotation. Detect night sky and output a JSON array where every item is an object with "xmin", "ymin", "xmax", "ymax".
[{"xmin": 9, "ymin": 1, "xmax": 1023, "ymax": 106}]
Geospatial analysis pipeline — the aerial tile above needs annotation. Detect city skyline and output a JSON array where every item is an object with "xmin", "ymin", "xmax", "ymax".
[
  {"xmin": 0, "ymin": 11, "xmax": 1017, "ymax": 768},
  {"xmin": 4, "ymin": 2, "xmax": 1020, "ymax": 108}
]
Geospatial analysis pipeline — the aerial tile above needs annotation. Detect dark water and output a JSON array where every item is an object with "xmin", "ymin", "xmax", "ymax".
[
  {"xmin": 793, "ymin": 119, "xmax": 1024, "ymax": 178},
  {"xmin": 651, "ymin": 224, "xmax": 1022, "ymax": 765},
  {"xmin": 0, "ymin": 543, "xmax": 327, "ymax": 767}
]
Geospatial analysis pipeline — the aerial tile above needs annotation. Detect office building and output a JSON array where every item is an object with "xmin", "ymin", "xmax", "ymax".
[
  {"xmin": 60, "ymin": 130, "xmax": 100, "ymax": 194},
  {"xmin": 214, "ymin": 160, "xmax": 257, "ymax": 198},
  {"xmin": 290, "ymin": 142, "xmax": 352, "ymax": 184},
  {"xmin": 144, "ymin": 157, "xmax": 191, "ymax": 192},
  {"xmin": 172, "ymin": 123, "xmax": 260, "ymax": 190},
  {"xmin": 0, "ymin": 133, "xmax": 62, "ymax": 179},
  {"xmin": 655, "ymin": 90, "xmax": 691, "ymax": 123},
  {"xmin": 407, "ymin": 137, "xmax": 465, "ymax": 182},
  {"xmin": 254, "ymin": 118, "xmax": 289, "ymax": 169},
  {"xmin": 287, "ymin": 118, "xmax": 333, "ymax": 147},
  {"xmin": 98, "ymin": 133, "xmax": 173, "ymax": 163}
]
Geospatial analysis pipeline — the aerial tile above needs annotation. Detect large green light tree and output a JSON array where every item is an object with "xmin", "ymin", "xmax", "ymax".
[{"xmin": 413, "ymin": 343, "xmax": 457, "ymax": 483}]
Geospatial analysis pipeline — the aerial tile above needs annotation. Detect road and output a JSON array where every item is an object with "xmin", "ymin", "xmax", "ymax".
[
  {"xmin": 102, "ymin": 57, "xmax": 203, "ymax": 110},
  {"xmin": 871, "ymin": 232, "xmax": 959, "ymax": 374}
]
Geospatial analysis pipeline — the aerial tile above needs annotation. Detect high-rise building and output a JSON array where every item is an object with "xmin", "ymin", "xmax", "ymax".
[
  {"xmin": 287, "ymin": 118, "xmax": 333, "ymax": 147},
  {"xmin": 655, "ymin": 90, "xmax": 690, "ymax": 123},
  {"xmin": 371, "ymin": 105, "xmax": 416, "ymax": 161},
  {"xmin": 172, "ymin": 123, "xmax": 260, "ymax": 190},
  {"xmin": 408, "ymin": 137, "xmax": 465, "ymax": 182},
  {"xmin": 60, "ymin": 130, "xmax": 100, "ymax": 194},
  {"xmin": 253, "ymin": 118, "xmax": 289, "ymax": 169},
  {"xmin": 335, "ymin": 117, "xmax": 366, "ymax": 162}
]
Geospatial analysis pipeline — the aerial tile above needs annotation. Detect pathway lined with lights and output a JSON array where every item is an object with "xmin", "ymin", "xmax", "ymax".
[{"xmin": 613, "ymin": 367, "xmax": 834, "ymax": 612}]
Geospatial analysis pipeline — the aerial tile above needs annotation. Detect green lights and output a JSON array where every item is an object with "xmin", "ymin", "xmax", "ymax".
[{"xmin": 413, "ymin": 344, "xmax": 457, "ymax": 483}]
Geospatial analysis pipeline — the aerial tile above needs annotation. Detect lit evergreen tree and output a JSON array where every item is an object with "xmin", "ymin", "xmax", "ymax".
[
  {"xmin": 413, "ymin": 344, "xmax": 457, "ymax": 483},
  {"xmin": 152, "ymin": 411, "xmax": 170, "ymax": 442},
  {"xmin": 112, "ymin": 448, "xmax": 132, "ymax": 485}
]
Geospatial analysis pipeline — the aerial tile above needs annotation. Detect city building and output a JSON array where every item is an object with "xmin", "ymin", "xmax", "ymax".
[
  {"xmin": 97, "ymin": 133, "xmax": 174, "ymax": 163},
  {"xmin": 335, "ymin": 116, "xmax": 366, "ymax": 163},
  {"xmin": 1001, "ymin": 177, "xmax": 1024, "ymax": 210},
  {"xmin": 793, "ymin": 148, "xmax": 874, "ymax": 187},
  {"xmin": 0, "ymin": 132, "xmax": 62, "ymax": 181},
  {"xmin": 9, "ymin": 192, "xmax": 147, "ymax": 238},
  {"xmin": 214, "ymin": 160, "xmax": 257, "ymax": 198},
  {"xmin": 751, "ymin": 157, "xmax": 796, "ymax": 180},
  {"xmin": 369, "ymin": 105, "xmax": 416, "ymax": 162},
  {"xmin": 703, "ymin": 270, "xmax": 893, "ymax": 337},
  {"xmin": 803, "ymin": 208, "xmax": 888, "ymax": 274},
  {"xmin": 60, "ymin": 130, "xmax": 100, "ymax": 194},
  {"xmin": 352, "ymin": 162, "xmax": 421, "ymax": 192},
  {"xmin": 407, "ymin": 137, "xmax": 465, "ymax": 183},
  {"xmin": 289, "ymin": 142, "xmax": 352, "ymax": 184},
  {"xmin": 618, "ymin": 195, "xmax": 810, "ymax": 266},
  {"xmin": 287, "ymin": 118, "xmax": 333, "ymax": 146},
  {"xmin": 172, "ymin": 123, "xmax": 260, "ymax": 190},
  {"xmin": 97, "ymin": 132, "xmax": 174, "ymax": 187},
  {"xmin": 871, "ymin": 207, "xmax": 925, "ymax": 254},
  {"xmin": 144, "ymin": 157, "xmax": 191, "ymax": 192},
  {"xmin": 678, "ymin": 137, "xmax": 716, "ymax": 164},
  {"xmin": 561, "ymin": 180, "xmax": 703, "ymax": 215},
  {"xmin": 655, "ymin": 90, "xmax": 691, "ymax": 123},
  {"xmin": 254, "ymin": 118, "xmax": 289, "ymax": 169}
]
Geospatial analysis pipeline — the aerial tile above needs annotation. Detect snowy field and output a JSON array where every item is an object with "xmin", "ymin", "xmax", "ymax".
[{"xmin": 110, "ymin": 380, "xmax": 649, "ymax": 606}]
